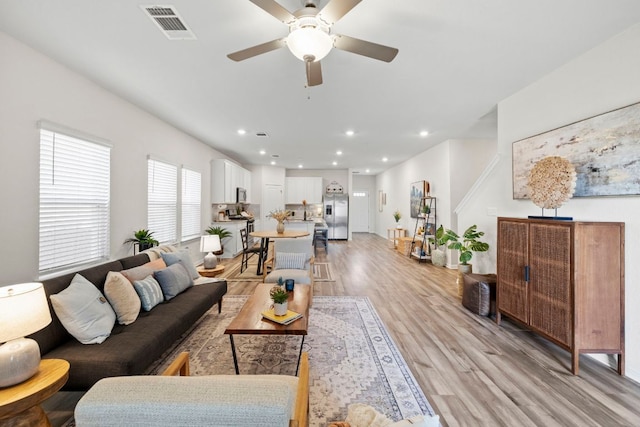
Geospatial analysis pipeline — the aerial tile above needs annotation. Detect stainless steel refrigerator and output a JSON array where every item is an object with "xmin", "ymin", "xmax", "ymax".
[{"xmin": 323, "ymin": 194, "xmax": 348, "ymax": 239}]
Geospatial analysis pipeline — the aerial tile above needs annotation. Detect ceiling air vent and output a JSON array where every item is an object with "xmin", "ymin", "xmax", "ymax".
[
  {"xmin": 141, "ymin": 5, "xmax": 196, "ymax": 40},
  {"xmin": 256, "ymin": 132, "xmax": 269, "ymax": 137}
]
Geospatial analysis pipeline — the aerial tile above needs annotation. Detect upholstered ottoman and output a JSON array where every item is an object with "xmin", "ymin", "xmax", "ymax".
[{"xmin": 461, "ymin": 273, "xmax": 497, "ymax": 316}]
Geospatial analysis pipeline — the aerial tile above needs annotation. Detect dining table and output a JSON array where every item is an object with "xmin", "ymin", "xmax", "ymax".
[{"xmin": 249, "ymin": 230, "xmax": 310, "ymax": 275}]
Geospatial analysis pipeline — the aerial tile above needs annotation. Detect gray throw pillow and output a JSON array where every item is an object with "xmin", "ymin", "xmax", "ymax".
[
  {"xmin": 161, "ymin": 250, "xmax": 199, "ymax": 280},
  {"xmin": 154, "ymin": 263, "xmax": 194, "ymax": 300}
]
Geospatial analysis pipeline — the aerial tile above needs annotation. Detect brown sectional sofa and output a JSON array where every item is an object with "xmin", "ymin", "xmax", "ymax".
[{"xmin": 29, "ymin": 251, "xmax": 227, "ymax": 391}]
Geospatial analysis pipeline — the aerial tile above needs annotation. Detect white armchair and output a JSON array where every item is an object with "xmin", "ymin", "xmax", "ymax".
[{"xmin": 263, "ymin": 239, "xmax": 315, "ymax": 287}]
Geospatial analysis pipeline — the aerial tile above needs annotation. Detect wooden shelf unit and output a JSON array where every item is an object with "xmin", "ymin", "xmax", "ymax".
[
  {"xmin": 409, "ymin": 197, "xmax": 436, "ymax": 262},
  {"xmin": 496, "ymin": 217, "xmax": 625, "ymax": 375}
]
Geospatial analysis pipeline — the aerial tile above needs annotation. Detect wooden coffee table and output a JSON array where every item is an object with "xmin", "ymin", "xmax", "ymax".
[{"xmin": 224, "ymin": 282, "xmax": 311, "ymax": 375}]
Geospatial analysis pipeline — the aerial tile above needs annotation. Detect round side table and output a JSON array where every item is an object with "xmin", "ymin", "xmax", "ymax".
[
  {"xmin": 0, "ymin": 359, "xmax": 69, "ymax": 427},
  {"xmin": 197, "ymin": 264, "xmax": 225, "ymax": 277}
]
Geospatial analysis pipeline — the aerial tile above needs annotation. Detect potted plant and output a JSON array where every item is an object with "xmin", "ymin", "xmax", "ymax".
[
  {"xmin": 124, "ymin": 229, "xmax": 159, "ymax": 252},
  {"xmin": 441, "ymin": 225, "xmax": 490, "ymax": 292},
  {"xmin": 427, "ymin": 225, "xmax": 448, "ymax": 267},
  {"xmin": 270, "ymin": 284, "xmax": 289, "ymax": 315},
  {"xmin": 393, "ymin": 210, "xmax": 402, "ymax": 228},
  {"xmin": 205, "ymin": 226, "xmax": 232, "ymax": 255}
]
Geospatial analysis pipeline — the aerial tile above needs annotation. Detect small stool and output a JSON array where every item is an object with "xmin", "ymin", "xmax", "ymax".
[
  {"xmin": 462, "ymin": 273, "xmax": 497, "ymax": 317},
  {"xmin": 313, "ymin": 227, "xmax": 328, "ymax": 255}
]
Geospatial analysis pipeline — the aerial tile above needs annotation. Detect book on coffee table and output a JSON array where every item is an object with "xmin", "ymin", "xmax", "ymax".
[{"xmin": 261, "ymin": 308, "xmax": 303, "ymax": 325}]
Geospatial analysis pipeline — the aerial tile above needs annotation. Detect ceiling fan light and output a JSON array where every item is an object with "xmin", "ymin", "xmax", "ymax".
[{"xmin": 287, "ymin": 27, "xmax": 333, "ymax": 62}]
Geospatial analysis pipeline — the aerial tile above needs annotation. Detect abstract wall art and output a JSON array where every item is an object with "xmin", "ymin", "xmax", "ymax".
[{"xmin": 513, "ymin": 101, "xmax": 640, "ymax": 199}]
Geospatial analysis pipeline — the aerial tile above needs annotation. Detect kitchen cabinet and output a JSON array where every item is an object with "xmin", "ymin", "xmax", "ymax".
[
  {"xmin": 496, "ymin": 217, "xmax": 625, "ymax": 375},
  {"xmin": 285, "ymin": 177, "xmax": 322, "ymax": 204},
  {"xmin": 211, "ymin": 159, "xmax": 252, "ymax": 203}
]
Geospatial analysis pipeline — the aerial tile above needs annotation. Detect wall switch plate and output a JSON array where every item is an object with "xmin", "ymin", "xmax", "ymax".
[{"xmin": 487, "ymin": 207, "xmax": 498, "ymax": 216}]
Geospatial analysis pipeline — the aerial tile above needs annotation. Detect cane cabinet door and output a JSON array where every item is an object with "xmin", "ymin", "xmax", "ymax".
[
  {"xmin": 528, "ymin": 222, "xmax": 572, "ymax": 347},
  {"xmin": 497, "ymin": 219, "xmax": 529, "ymax": 323}
]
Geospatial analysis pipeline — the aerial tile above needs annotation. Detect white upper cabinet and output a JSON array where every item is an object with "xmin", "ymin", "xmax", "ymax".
[
  {"xmin": 285, "ymin": 177, "xmax": 322, "ymax": 204},
  {"xmin": 211, "ymin": 159, "xmax": 252, "ymax": 203}
]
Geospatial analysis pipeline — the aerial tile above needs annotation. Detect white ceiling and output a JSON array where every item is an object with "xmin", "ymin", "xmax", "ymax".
[{"xmin": 2, "ymin": 0, "xmax": 640, "ymax": 174}]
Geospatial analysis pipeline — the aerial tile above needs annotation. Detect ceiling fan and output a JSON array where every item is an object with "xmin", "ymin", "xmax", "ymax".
[{"xmin": 227, "ymin": 0, "xmax": 399, "ymax": 86}]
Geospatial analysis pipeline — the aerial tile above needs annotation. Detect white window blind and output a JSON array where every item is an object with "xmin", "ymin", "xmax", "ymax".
[
  {"xmin": 148, "ymin": 158, "xmax": 177, "ymax": 244},
  {"xmin": 39, "ymin": 129, "xmax": 110, "ymax": 274},
  {"xmin": 181, "ymin": 167, "xmax": 201, "ymax": 242}
]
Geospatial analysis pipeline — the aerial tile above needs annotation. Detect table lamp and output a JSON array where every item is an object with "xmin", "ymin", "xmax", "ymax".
[
  {"xmin": 200, "ymin": 235, "xmax": 221, "ymax": 269},
  {"xmin": 0, "ymin": 282, "xmax": 52, "ymax": 387}
]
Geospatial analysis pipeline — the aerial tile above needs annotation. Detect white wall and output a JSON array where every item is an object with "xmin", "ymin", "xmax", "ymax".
[
  {"xmin": 0, "ymin": 32, "xmax": 227, "ymax": 284},
  {"xmin": 374, "ymin": 140, "xmax": 496, "ymax": 245},
  {"xmin": 458, "ymin": 23, "xmax": 640, "ymax": 380}
]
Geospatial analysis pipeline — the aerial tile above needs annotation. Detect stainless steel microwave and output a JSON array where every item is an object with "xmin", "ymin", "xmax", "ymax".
[{"xmin": 236, "ymin": 187, "xmax": 247, "ymax": 203}]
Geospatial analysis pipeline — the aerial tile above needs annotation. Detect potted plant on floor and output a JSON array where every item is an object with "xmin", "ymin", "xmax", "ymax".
[
  {"xmin": 270, "ymin": 285, "xmax": 289, "ymax": 315},
  {"xmin": 205, "ymin": 226, "xmax": 232, "ymax": 255},
  {"xmin": 124, "ymin": 229, "xmax": 159, "ymax": 253},
  {"xmin": 428, "ymin": 225, "xmax": 448, "ymax": 267},
  {"xmin": 442, "ymin": 225, "xmax": 490, "ymax": 292}
]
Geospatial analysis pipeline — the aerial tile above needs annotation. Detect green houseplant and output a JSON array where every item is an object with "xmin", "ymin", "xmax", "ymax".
[
  {"xmin": 205, "ymin": 226, "xmax": 232, "ymax": 255},
  {"xmin": 441, "ymin": 224, "xmax": 490, "ymax": 292},
  {"xmin": 124, "ymin": 229, "xmax": 159, "ymax": 252},
  {"xmin": 270, "ymin": 285, "xmax": 289, "ymax": 315},
  {"xmin": 427, "ymin": 225, "xmax": 448, "ymax": 267},
  {"xmin": 442, "ymin": 224, "xmax": 489, "ymax": 266}
]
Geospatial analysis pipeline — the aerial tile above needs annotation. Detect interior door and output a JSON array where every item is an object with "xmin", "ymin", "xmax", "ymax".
[{"xmin": 351, "ymin": 190, "xmax": 369, "ymax": 232}]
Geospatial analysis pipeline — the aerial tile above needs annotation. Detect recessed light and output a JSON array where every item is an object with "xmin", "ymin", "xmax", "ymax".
[
  {"xmin": 237, "ymin": 129, "xmax": 246, "ymax": 135},
  {"xmin": 336, "ymin": 150, "xmax": 342, "ymax": 155},
  {"xmin": 382, "ymin": 157, "xmax": 388, "ymax": 162},
  {"xmin": 332, "ymin": 161, "xmax": 338, "ymax": 166},
  {"xmin": 345, "ymin": 130, "xmax": 354, "ymax": 136},
  {"xmin": 298, "ymin": 164, "xmax": 303, "ymax": 168},
  {"xmin": 259, "ymin": 150, "xmax": 266, "ymax": 155},
  {"xmin": 366, "ymin": 169, "xmax": 370, "ymax": 173},
  {"xmin": 270, "ymin": 160, "xmax": 276, "ymax": 165},
  {"xmin": 420, "ymin": 130, "xmax": 429, "ymax": 137}
]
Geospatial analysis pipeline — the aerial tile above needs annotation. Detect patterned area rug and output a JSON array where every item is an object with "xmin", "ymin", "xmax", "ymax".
[
  {"xmin": 221, "ymin": 259, "xmax": 334, "ymax": 282},
  {"xmin": 146, "ymin": 295, "xmax": 434, "ymax": 426}
]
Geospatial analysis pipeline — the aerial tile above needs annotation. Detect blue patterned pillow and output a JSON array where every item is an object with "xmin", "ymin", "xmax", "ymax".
[
  {"xmin": 133, "ymin": 275, "xmax": 164, "ymax": 311},
  {"xmin": 153, "ymin": 263, "xmax": 193, "ymax": 301},
  {"xmin": 275, "ymin": 252, "xmax": 307, "ymax": 270},
  {"xmin": 161, "ymin": 250, "xmax": 199, "ymax": 280}
]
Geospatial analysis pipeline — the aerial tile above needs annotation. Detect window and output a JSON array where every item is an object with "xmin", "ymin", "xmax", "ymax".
[
  {"xmin": 148, "ymin": 158, "xmax": 177, "ymax": 244},
  {"xmin": 39, "ymin": 127, "xmax": 111, "ymax": 274},
  {"xmin": 181, "ymin": 167, "xmax": 201, "ymax": 242}
]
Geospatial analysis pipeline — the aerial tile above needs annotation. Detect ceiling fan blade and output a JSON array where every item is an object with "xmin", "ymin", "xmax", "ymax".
[
  {"xmin": 227, "ymin": 38, "xmax": 286, "ymax": 61},
  {"xmin": 318, "ymin": 0, "xmax": 362, "ymax": 25},
  {"xmin": 306, "ymin": 60, "xmax": 323, "ymax": 86},
  {"xmin": 333, "ymin": 34, "xmax": 398, "ymax": 62},
  {"xmin": 249, "ymin": 0, "xmax": 296, "ymax": 23}
]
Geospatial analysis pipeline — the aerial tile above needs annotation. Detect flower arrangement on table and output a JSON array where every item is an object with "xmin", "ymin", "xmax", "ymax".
[
  {"xmin": 393, "ymin": 210, "xmax": 401, "ymax": 223},
  {"xmin": 267, "ymin": 209, "xmax": 292, "ymax": 222},
  {"xmin": 268, "ymin": 209, "xmax": 292, "ymax": 233}
]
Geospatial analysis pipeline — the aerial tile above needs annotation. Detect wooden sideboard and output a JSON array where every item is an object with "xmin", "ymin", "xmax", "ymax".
[{"xmin": 496, "ymin": 217, "xmax": 625, "ymax": 375}]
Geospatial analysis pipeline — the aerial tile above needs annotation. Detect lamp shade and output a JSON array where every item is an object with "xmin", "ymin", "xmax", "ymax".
[
  {"xmin": 0, "ymin": 282, "xmax": 52, "ymax": 343},
  {"xmin": 200, "ymin": 235, "xmax": 221, "ymax": 253},
  {"xmin": 286, "ymin": 27, "xmax": 333, "ymax": 62}
]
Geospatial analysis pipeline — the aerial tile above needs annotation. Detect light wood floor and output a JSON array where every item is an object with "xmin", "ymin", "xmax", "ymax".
[{"xmin": 44, "ymin": 233, "xmax": 640, "ymax": 426}]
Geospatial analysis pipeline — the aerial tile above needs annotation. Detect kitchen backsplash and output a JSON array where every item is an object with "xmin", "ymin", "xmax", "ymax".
[{"xmin": 285, "ymin": 203, "xmax": 323, "ymax": 219}]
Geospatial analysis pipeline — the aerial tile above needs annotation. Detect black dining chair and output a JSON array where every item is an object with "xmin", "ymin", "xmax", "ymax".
[{"xmin": 240, "ymin": 228, "xmax": 262, "ymax": 273}]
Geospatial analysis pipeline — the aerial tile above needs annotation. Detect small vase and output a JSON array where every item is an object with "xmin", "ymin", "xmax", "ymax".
[
  {"xmin": 274, "ymin": 301, "xmax": 288, "ymax": 316},
  {"xmin": 277, "ymin": 221, "xmax": 285, "ymax": 234},
  {"xmin": 396, "ymin": 223, "xmax": 402, "ymax": 229}
]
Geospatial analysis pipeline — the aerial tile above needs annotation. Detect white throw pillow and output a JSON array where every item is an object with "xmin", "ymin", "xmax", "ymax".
[
  {"xmin": 104, "ymin": 271, "xmax": 141, "ymax": 325},
  {"xmin": 275, "ymin": 252, "xmax": 307, "ymax": 270},
  {"xmin": 50, "ymin": 274, "xmax": 116, "ymax": 344}
]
